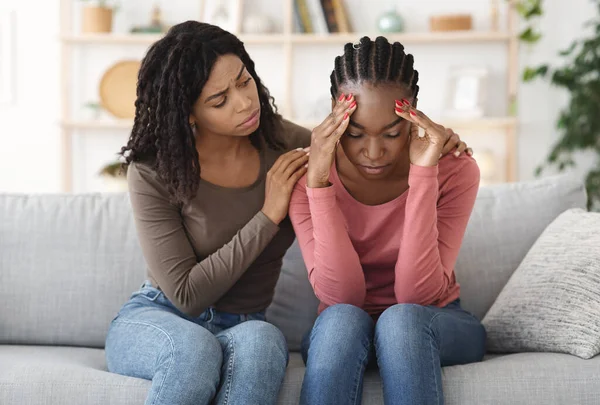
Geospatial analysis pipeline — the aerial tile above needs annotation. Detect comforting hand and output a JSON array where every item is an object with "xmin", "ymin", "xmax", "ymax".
[
  {"xmin": 441, "ymin": 127, "xmax": 473, "ymax": 157},
  {"xmin": 261, "ymin": 148, "xmax": 309, "ymax": 224},
  {"xmin": 394, "ymin": 100, "xmax": 452, "ymax": 168},
  {"xmin": 307, "ymin": 93, "xmax": 358, "ymax": 188}
]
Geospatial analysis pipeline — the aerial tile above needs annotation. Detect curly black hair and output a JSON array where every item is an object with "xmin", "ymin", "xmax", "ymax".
[
  {"xmin": 330, "ymin": 36, "xmax": 419, "ymax": 100},
  {"xmin": 120, "ymin": 21, "xmax": 285, "ymax": 203}
]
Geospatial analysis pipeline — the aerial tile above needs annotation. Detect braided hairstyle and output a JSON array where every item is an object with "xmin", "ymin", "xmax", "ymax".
[
  {"xmin": 330, "ymin": 36, "xmax": 419, "ymax": 101},
  {"xmin": 120, "ymin": 21, "xmax": 284, "ymax": 204}
]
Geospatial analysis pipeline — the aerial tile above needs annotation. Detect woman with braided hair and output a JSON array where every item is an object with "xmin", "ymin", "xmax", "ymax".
[
  {"xmin": 289, "ymin": 36, "xmax": 486, "ymax": 405},
  {"xmin": 105, "ymin": 21, "xmax": 472, "ymax": 405}
]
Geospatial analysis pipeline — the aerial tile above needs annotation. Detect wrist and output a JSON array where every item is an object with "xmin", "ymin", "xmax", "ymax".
[
  {"xmin": 411, "ymin": 147, "xmax": 443, "ymax": 167},
  {"xmin": 260, "ymin": 207, "xmax": 283, "ymax": 225},
  {"xmin": 307, "ymin": 167, "xmax": 331, "ymax": 188}
]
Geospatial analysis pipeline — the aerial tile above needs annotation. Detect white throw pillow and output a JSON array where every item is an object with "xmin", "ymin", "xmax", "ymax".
[{"xmin": 482, "ymin": 208, "xmax": 600, "ymax": 359}]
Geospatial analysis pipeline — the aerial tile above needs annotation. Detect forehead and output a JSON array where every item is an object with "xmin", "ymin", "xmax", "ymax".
[
  {"xmin": 204, "ymin": 54, "xmax": 244, "ymax": 90},
  {"xmin": 340, "ymin": 82, "xmax": 412, "ymax": 131}
]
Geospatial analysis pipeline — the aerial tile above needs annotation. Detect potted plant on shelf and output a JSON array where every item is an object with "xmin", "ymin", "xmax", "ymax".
[
  {"xmin": 80, "ymin": 0, "xmax": 118, "ymax": 34},
  {"xmin": 99, "ymin": 160, "xmax": 128, "ymax": 192}
]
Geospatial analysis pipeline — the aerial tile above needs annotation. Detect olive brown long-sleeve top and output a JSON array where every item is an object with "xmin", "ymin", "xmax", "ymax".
[{"xmin": 127, "ymin": 119, "xmax": 310, "ymax": 317}]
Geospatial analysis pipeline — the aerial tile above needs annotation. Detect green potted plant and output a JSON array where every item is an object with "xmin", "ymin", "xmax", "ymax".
[
  {"xmin": 522, "ymin": 0, "xmax": 600, "ymax": 210},
  {"xmin": 99, "ymin": 160, "xmax": 128, "ymax": 192}
]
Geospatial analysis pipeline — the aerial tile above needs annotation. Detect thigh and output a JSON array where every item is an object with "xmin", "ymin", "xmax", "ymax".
[
  {"xmin": 105, "ymin": 295, "xmax": 222, "ymax": 380},
  {"xmin": 427, "ymin": 302, "xmax": 487, "ymax": 367},
  {"xmin": 374, "ymin": 301, "xmax": 486, "ymax": 367}
]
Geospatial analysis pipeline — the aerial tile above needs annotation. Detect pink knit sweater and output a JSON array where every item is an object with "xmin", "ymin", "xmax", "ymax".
[{"xmin": 289, "ymin": 154, "xmax": 480, "ymax": 316}]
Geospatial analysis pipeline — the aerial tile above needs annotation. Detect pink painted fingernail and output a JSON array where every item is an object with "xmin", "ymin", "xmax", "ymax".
[
  {"xmin": 346, "ymin": 93, "xmax": 353, "ymax": 101},
  {"xmin": 395, "ymin": 107, "xmax": 403, "ymax": 113},
  {"xmin": 410, "ymin": 110, "xmax": 417, "ymax": 116},
  {"xmin": 343, "ymin": 112, "xmax": 349, "ymax": 120},
  {"xmin": 402, "ymin": 99, "xmax": 410, "ymax": 106},
  {"xmin": 338, "ymin": 93, "xmax": 345, "ymax": 102},
  {"xmin": 349, "ymin": 101, "xmax": 356, "ymax": 109}
]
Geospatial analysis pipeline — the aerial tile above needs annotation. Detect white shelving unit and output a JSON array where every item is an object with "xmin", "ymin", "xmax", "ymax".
[{"xmin": 59, "ymin": 0, "xmax": 519, "ymax": 191}]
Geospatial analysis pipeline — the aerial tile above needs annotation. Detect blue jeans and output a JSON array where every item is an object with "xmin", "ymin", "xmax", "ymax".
[
  {"xmin": 105, "ymin": 282, "xmax": 288, "ymax": 405},
  {"xmin": 300, "ymin": 300, "xmax": 486, "ymax": 405}
]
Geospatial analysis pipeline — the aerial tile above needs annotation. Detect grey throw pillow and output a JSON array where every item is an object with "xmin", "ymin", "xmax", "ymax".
[{"xmin": 482, "ymin": 208, "xmax": 600, "ymax": 359}]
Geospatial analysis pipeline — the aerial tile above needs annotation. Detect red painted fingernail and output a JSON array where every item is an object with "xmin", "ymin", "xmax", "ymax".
[
  {"xmin": 410, "ymin": 110, "xmax": 417, "ymax": 116},
  {"xmin": 402, "ymin": 99, "xmax": 410, "ymax": 106},
  {"xmin": 346, "ymin": 93, "xmax": 353, "ymax": 101},
  {"xmin": 338, "ymin": 93, "xmax": 345, "ymax": 102},
  {"xmin": 395, "ymin": 107, "xmax": 403, "ymax": 113},
  {"xmin": 349, "ymin": 101, "xmax": 356, "ymax": 109},
  {"xmin": 395, "ymin": 99, "xmax": 401, "ymax": 105},
  {"xmin": 343, "ymin": 112, "xmax": 349, "ymax": 120}
]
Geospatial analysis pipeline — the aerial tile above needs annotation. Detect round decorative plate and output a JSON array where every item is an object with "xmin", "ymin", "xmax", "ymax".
[{"xmin": 99, "ymin": 60, "xmax": 141, "ymax": 119}]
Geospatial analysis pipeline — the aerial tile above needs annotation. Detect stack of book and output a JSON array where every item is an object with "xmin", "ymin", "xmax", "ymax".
[{"xmin": 294, "ymin": 0, "xmax": 352, "ymax": 33}]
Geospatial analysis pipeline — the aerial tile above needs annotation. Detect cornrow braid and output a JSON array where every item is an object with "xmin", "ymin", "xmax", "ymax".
[
  {"xmin": 330, "ymin": 36, "xmax": 419, "ymax": 100},
  {"xmin": 120, "ymin": 21, "xmax": 285, "ymax": 204}
]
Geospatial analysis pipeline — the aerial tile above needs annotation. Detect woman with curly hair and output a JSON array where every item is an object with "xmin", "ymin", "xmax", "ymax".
[{"xmin": 104, "ymin": 21, "xmax": 472, "ymax": 405}]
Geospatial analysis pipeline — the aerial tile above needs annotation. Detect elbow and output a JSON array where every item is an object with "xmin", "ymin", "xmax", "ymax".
[
  {"xmin": 316, "ymin": 285, "xmax": 366, "ymax": 308},
  {"xmin": 394, "ymin": 274, "xmax": 449, "ymax": 305},
  {"xmin": 169, "ymin": 288, "xmax": 210, "ymax": 318}
]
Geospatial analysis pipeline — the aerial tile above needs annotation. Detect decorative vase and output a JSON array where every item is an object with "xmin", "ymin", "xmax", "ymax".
[
  {"xmin": 82, "ymin": 6, "xmax": 113, "ymax": 33},
  {"xmin": 377, "ymin": 9, "xmax": 404, "ymax": 33},
  {"xmin": 243, "ymin": 14, "xmax": 274, "ymax": 34}
]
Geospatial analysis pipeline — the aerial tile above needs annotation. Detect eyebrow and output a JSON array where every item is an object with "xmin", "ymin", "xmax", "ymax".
[
  {"xmin": 205, "ymin": 65, "xmax": 246, "ymax": 103},
  {"xmin": 349, "ymin": 117, "xmax": 403, "ymax": 131}
]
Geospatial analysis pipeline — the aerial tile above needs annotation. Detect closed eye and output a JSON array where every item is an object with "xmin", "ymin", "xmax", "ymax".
[
  {"xmin": 240, "ymin": 77, "xmax": 252, "ymax": 87},
  {"xmin": 214, "ymin": 98, "xmax": 227, "ymax": 108},
  {"xmin": 346, "ymin": 133, "xmax": 363, "ymax": 139},
  {"xmin": 385, "ymin": 133, "xmax": 401, "ymax": 138}
]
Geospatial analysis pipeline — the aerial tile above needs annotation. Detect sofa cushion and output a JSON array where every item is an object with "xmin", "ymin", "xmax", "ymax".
[
  {"xmin": 0, "ymin": 194, "xmax": 147, "ymax": 348},
  {"xmin": 3, "ymin": 347, "xmax": 600, "ymax": 405},
  {"xmin": 453, "ymin": 174, "xmax": 586, "ymax": 320},
  {"xmin": 482, "ymin": 209, "xmax": 600, "ymax": 359},
  {"xmin": 0, "ymin": 346, "xmax": 148, "ymax": 405},
  {"xmin": 0, "ymin": 174, "xmax": 586, "ymax": 349}
]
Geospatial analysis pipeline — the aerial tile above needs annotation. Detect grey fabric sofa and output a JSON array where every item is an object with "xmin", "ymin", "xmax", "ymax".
[{"xmin": 1, "ymin": 174, "xmax": 599, "ymax": 405}]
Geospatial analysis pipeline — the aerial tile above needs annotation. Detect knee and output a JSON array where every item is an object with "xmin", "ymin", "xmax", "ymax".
[
  {"xmin": 376, "ymin": 304, "xmax": 432, "ymax": 344},
  {"xmin": 170, "ymin": 325, "xmax": 223, "ymax": 373},
  {"xmin": 221, "ymin": 321, "xmax": 288, "ymax": 365},
  {"xmin": 315, "ymin": 304, "xmax": 373, "ymax": 335},
  {"xmin": 307, "ymin": 304, "xmax": 373, "ymax": 357}
]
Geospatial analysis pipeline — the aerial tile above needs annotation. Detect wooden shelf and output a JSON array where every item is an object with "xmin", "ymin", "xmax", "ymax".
[
  {"xmin": 62, "ymin": 117, "xmax": 517, "ymax": 131},
  {"xmin": 61, "ymin": 120, "xmax": 133, "ymax": 130},
  {"xmin": 291, "ymin": 31, "xmax": 512, "ymax": 44},
  {"xmin": 295, "ymin": 117, "xmax": 517, "ymax": 130},
  {"xmin": 61, "ymin": 31, "xmax": 511, "ymax": 46},
  {"xmin": 61, "ymin": 33, "xmax": 286, "ymax": 45}
]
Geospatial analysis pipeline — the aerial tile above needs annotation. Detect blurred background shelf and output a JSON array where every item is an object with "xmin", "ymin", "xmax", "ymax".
[
  {"xmin": 61, "ymin": 31, "xmax": 512, "ymax": 46},
  {"xmin": 60, "ymin": 0, "xmax": 520, "ymax": 192},
  {"xmin": 295, "ymin": 116, "xmax": 517, "ymax": 131}
]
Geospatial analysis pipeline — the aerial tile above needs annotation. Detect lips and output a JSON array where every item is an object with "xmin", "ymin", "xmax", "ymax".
[
  {"xmin": 240, "ymin": 109, "xmax": 260, "ymax": 126},
  {"xmin": 359, "ymin": 164, "xmax": 390, "ymax": 175}
]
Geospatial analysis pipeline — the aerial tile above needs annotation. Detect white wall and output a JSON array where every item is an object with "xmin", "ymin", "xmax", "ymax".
[
  {"xmin": 0, "ymin": 0, "xmax": 596, "ymax": 192},
  {"xmin": 0, "ymin": 0, "xmax": 61, "ymax": 193}
]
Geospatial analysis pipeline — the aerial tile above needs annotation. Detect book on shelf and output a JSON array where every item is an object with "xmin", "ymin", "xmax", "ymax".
[{"xmin": 294, "ymin": 0, "xmax": 350, "ymax": 34}]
